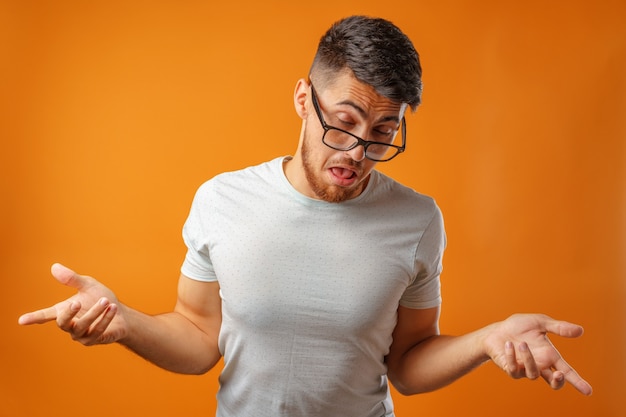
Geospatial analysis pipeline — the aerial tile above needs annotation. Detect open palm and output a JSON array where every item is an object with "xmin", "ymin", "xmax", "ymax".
[
  {"xmin": 485, "ymin": 313, "xmax": 592, "ymax": 395},
  {"xmin": 19, "ymin": 263, "xmax": 127, "ymax": 345}
]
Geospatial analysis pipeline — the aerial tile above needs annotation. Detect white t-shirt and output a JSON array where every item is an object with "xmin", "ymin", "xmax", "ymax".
[{"xmin": 181, "ymin": 156, "xmax": 446, "ymax": 417}]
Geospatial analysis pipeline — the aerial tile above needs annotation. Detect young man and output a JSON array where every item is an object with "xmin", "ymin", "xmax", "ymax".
[{"xmin": 19, "ymin": 15, "xmax": 592, "ymax": 417}]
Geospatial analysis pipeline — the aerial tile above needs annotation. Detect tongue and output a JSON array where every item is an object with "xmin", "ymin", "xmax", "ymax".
[{"xmin": 331, "ymin": 167, "xmax": 354, "ymax": 179}]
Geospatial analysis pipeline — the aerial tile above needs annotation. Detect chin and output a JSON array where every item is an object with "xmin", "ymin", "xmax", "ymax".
[{"xmin": 314, "ymin": 183, "xmax": 362, "ymax": 203}]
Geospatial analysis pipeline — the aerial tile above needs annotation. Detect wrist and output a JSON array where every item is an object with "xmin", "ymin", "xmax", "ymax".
[{"xmin": 477, "ymin": 321, "xmax": 501, "ymax": 363}]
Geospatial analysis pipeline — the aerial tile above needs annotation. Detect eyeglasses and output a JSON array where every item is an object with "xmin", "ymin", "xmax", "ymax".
[{"xmin": 310, "ymin": 83, "xmax": 406, "ymax": 162}]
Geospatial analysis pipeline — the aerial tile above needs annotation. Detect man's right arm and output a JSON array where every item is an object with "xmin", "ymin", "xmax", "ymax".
[
  {"xmin": 119, "ymin": 274, "xmax": 222, "ymax": 374},
  {"xmin": 18, "ymin": 263, "xmax": 222, "ymax": 375}
]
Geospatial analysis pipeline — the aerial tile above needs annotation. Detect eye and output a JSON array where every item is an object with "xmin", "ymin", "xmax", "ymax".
[
  {"xmin": 333, "ymin": 113, "xmax": 357, "ymax": 128},
  {"xmin": 372, "ymin": 126, "xmax": 396, "ymax": 140}
]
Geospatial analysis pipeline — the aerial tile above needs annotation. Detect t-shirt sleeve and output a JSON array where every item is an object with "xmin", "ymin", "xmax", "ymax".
[
  {"xmin": 399, "ymin": 203, "xmax": 446, "ymax": 309},
  {"xmin": 180, "ymin": 182, "xmax": 218, "ymax": 282}
]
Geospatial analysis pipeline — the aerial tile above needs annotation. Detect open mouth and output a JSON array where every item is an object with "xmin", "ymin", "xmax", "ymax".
[{"xmin": 329, "ymin": 166, "xmax": 358, "ymax": 186}]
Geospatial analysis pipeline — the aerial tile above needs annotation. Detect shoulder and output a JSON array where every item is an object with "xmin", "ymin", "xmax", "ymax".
[
  {"xmin": 194, "ymin": 157, "xmax": 284, "ymax": 199},
  {"xmin": 369, "ymin": 170, "xmax": 440, "ymax": 215}
]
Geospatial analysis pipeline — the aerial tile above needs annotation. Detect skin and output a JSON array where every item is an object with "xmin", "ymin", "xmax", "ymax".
[
  {"xmin": 285, "ymin": 71, "xmax": 407, "ymax": 203},
  {"xmin": 18, "ymin": 71, "xmax": 593, "ymax": 397}
]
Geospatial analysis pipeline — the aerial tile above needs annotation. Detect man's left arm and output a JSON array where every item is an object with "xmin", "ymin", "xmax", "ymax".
[{"xmin": 385, "ymin": 306, "xmax": 593, "ymax": 396}]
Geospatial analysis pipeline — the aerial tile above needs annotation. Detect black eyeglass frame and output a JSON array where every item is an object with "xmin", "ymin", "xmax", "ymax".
[{"xmin": 309, "ymin": 83, "xmax": 406, "ymax": 162}]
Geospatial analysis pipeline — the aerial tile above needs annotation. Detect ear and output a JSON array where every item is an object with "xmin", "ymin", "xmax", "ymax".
[{"xmin": 293, "ymin": 78, "xmax": 310, "ymax": 120}]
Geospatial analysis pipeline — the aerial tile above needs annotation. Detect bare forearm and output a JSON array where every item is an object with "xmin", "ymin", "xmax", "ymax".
[
  {"xmin": 117, "ymin": 305, "xmax": 221, "ymax": 375},
  {"xmin": 388, "ymin": 326, "xmax": 493, "ymax": 395}
]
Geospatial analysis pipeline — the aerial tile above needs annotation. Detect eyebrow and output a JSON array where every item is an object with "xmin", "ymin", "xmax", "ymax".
[{"xmin": 335, "ymin": 99, "xmax": 401, "ymax": 124}]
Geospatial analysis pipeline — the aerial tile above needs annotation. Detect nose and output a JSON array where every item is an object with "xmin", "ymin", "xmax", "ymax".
[{"xmin": 345, "ymin": 144, "xmax": 366, "ymax": 162}]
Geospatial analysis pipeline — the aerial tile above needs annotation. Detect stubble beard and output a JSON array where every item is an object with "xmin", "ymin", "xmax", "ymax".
[{"xmin": 300, "ymin": 129, "xmax": 365, "ymax": 203}]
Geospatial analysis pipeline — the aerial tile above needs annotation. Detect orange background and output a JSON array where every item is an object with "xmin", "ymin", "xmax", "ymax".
[{"xmin": 1, "ymin": 1, "xmax": 624, "ymax": 416}]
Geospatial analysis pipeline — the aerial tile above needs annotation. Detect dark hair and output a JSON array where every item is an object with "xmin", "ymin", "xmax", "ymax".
[{"xmin": 310, "ymin": 16, "xmax": 423, "ymax": 111}]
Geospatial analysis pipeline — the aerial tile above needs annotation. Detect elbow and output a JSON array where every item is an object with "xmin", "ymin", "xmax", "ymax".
[
  {"xmin": 190, "ymin": 355, "xmax": 222, "ymax": 375},
  {"xmin": 387, "ymin": 356, "xmax": 444, "ymax": 396},
  {"xmin": 387, "ymin": 367, "xmax": 427, "ymax": 396},
  {"xmin": 389, "ymin": 378, "xmax": 434, "ymax": 396},
  {"xmin": 169, "ymin": 351, "xmax": 222, "ymax": 375},
  {"xmin": 388, "ymin": 379, "xmax": 421, "ymax": 397},
  {"xmin": 188, "ymin": 368, "xmax": 211, "ymax": 376}
]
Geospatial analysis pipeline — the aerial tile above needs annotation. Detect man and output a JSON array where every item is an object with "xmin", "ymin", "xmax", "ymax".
[{"xmin": 18, "ymin": 15, "xmax": 592, "ymax": 417}]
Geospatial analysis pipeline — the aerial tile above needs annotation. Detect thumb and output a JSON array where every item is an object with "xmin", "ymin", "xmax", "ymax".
[
  {"xmin": 18, "ymin": 264, "xmax": 83, "ymax": 326},
  {"xmin": 51, "ymin": 263, "xmax": 89, "ymax": 290},
  {"xmin": 542, "ymin": 316, "xmax": 585, "ymax": 338}
]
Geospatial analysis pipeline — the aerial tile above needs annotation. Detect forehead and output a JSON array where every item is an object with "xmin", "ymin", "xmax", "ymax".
[{"xmin": 320, "ymin": 73, "xmax": 408, "ymax": 118}]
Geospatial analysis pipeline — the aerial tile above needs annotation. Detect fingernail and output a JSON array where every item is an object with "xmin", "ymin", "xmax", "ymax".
[
  {"xmin": 505, "ymin": 341, "xmax": 513, "ymax": 350},
  {"xmin": 99, "ymin": 297, "xmax": 109, "ymax": 306},
  {"xmin": 70, "ymin": 301, "xmax": 80, "ymax": 311},
  {"xmin": 519, "ymin": 342, "xmax": 529, "ymax": 351}
]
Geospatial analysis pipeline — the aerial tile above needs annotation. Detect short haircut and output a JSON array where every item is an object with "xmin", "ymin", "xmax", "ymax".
[{"xmin": 310, "ymin": 16, "xmax": 423, "ymax": 111}]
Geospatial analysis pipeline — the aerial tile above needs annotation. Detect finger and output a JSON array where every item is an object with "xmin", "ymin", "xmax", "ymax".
[
  {"xmin": 86, "ymin": 304, "xmax": 118, "ymax": 344},
  {"xmin": 70, "ymin": 298, "xmax": 110, "ymax": 336},
  {"xmin": 18, "ymin": 306, "xmax": 59, "ymax": 325},
  {"xmin": 504, "ymin": 341, "xmax": 522, "ymax": 378},
  {"xmin": 518, "ymin": 342, "xmax": 540, "ymax": 380},
  {"xmin": 51, "ymin": 263, "xmax": 90, "ymax": 290},
  {"xmin": 554, "ymin": 357, "xmax": 594, "ymax": 396},
  {"xmin": 541, "ymin": 368, "xmax": 566, "ymax": 390},
  {"xmin": 56, "ymin": 301, "xmax": 82, "ymax": 331},
  {"xmin": 18, "ymin": 264, "xmax": 90, "ymax": 326}
]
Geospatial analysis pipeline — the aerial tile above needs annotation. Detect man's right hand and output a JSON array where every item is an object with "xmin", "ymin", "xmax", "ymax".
[{"xmin": 18, "ymin": 263, "xmax": 127, "ymax": 345}]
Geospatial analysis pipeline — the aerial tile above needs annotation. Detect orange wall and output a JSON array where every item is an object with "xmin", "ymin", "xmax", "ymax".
[{"xmin": 1, "ymin": 1, "xmax": 624, "ymax": 416}]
